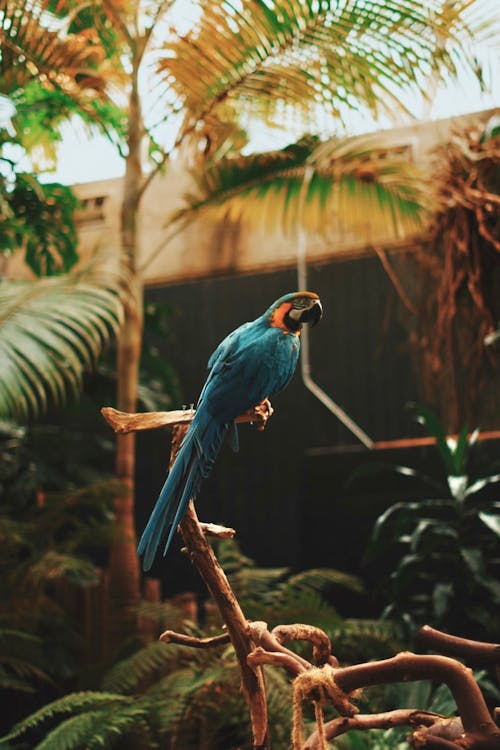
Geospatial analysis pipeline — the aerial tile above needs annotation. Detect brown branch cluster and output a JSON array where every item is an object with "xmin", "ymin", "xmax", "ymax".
[
  {"xmin": 104, "ymin": 406, "xmax": 500, "ymax": 750},
  {"xmin": 164, "ymin": 616, "xmax": 500, "ymax": 750}
]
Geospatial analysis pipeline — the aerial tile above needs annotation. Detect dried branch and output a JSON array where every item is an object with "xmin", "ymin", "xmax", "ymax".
[
  {"xmin": 160, "ymin": 630, "xmax": 231, "ymax": 648},
  {"xmin": 103, "ymin": 403, "xmax": 500, "ymax": 750},
  {"xmin": 303, "ymin": 710, "xmax": 448, "ymax": 750},
  {"xmin": 272, "ymin": 623, "xmax": 336, "ymax": 667},
  {"xmin": 334, "ymin": 652, "xmax": 497, "ymax": 737},
  {"xmin": 101, "ymin": 399, "xmax": 273, "ymax": 434},
  {"xmin": 198, "ymin": 521, "xmax": 235, "ymax": 538},
  {"xmin": 416, "ymin": 626, "xmax": 500, "ymax": 665},
  {"xmin": 170, "ymin": 424, "xmax": 270, "ymax": 749}
]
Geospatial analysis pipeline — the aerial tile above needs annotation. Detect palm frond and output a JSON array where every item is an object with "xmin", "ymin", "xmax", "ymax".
[
  {"xmin": 175, "ymin": 132, "xmax": 427, "ymax": 242},
  {"xmin": 0, "ymin": 259, "xmax": 124, "ymax": 421},
  {"xmin": 0, "ymin": 0, "xmax": 107, "ymax": 100},
  {"xmin": 160, "ymin": 0, "xmax": 487, "ymax": 130}
]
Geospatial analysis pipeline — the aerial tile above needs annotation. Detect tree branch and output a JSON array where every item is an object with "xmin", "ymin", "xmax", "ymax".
[
  {"xmin": 160, "ymin": 630, "xmax": 231, "ymax": 648},
  {"xmin": 101, "ymin": 399, "xmax": 273, "ymax": 434},
  {"xmin": 416, "ymin": 626, "xmax": 500, "ymax": 666}
]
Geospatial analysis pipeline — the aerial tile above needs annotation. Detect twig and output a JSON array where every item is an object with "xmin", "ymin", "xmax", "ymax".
[
  {"xmin": 199, "ymin": 522, "xmax": 235, "ymax": 538},
  {"xmin": 272, "ymin": 624, "xmax": 336, "ymax": 667},
  {"xmin": 160, "ymin": 630, "xmax": 231, "ymax": 648}
]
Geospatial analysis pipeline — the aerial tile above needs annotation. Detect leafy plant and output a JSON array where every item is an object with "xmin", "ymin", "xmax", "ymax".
[
  {"xmin": 0, "ymin": 421, "xmax": 118, "ymax": 713},
  {"xmin": 0, "ymin": 258, "xmax": 125, "ymax": 421},
  {"xmin": 0, "ymin": 539, "xmax": 399, "ymax": 749},
  {"xmin": 362, "ymin": 406, "xmax": 500, "ymax": 639}
]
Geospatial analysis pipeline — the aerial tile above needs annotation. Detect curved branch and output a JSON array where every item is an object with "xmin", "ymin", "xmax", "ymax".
[
  {"xmin": 334, "ymin": 652, "xmax": 498, "ymax": 737},
  {"xmin": 416, "ymin": 626, "xmax": 500, "ymax": 666},
  {"xmin": 304, "ymin": 710, "xmax": 450, "ymax": 750}
]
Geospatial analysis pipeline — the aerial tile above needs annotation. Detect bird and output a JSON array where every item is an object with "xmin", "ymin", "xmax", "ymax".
[{"xmin": 138, "ymin": 291, "xmax": 323, "ymax": 571}]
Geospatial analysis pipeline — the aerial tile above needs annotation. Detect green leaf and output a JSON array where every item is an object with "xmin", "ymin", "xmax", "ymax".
[
  {"xmin": 478, "ymin": 512, "xmax": 500, "ymax": 538},
  {"xmin": 0, "ymin": 258, "xmax": 124, "ymax": 421},
  {"xmin": 1, "ymin": 692, "xmax": 129, "ymax": 743}
]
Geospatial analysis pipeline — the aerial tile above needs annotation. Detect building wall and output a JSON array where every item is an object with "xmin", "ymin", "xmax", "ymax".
[{"xmin": 6, "ymin": 108, "xmax": 496, "ymax": 284}]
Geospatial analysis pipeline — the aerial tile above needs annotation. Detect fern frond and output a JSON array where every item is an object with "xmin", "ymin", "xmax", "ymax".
[
  {"xmin": 28, "ymin": 550, "xmax": 99, "ymax": 587},
  {"xmin": 1, "ymin": 692, "xmax": 129, "ymax": 744},
  {"xmin": 102, "ymin": 641, "xmax": 189, "ymax": 693},
  {"xmin": 284, "ymin": 568, "xmax": 365, "ymax": 596}
]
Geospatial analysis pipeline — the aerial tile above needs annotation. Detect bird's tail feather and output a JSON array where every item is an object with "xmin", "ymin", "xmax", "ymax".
[{"xmin": 138, "ymin": 414, "xmax": 228, "ymax": 571}]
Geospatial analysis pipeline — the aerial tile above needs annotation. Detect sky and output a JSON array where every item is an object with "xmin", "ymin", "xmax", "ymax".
[{"xmin": 44, "ymin": 2, "xmax": 500, "ymax": 186}]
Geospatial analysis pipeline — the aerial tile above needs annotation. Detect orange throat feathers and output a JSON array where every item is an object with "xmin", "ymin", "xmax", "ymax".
[{"xmin": 269, "ymin": 302, "xmax": 300, "ymax": 335}]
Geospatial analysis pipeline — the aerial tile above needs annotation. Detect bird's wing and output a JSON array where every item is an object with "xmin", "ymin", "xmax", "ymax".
[{"xmin": 200, "ymin": 324, "xmax": 300, "ymax": 422}]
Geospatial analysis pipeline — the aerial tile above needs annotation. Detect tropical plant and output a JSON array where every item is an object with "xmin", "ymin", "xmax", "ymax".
[
  {"xmin": 4, "ymin": 0, "xmax": 493, "ymax": 631},
  {"xmin": 0, "ymin": 259, "xmax": 124, "ymax": 422},
  {"xmin": 0, "ymin": 420, "xmax": 121, "ymax": 731},
  {"xmin": 361, "ymin": 406, "xmax": 500, "ymax": 640},
  {"xmin": 0, "ymin": 539, "xmax": 400, "ymax": 749},
  {"xmin": 412, "ymin": 120, "xmax": 500, "ymax": 431}
]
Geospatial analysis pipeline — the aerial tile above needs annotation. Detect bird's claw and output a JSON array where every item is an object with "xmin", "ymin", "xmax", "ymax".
[{"xmin": 254, "ymin": 398, "xmax": 273, "ymax": 431}]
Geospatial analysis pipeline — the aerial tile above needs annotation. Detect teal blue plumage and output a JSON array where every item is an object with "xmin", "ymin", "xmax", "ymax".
[{"xmin": 138, "ymin": 292, "xmax": 322, "ymax": 571}]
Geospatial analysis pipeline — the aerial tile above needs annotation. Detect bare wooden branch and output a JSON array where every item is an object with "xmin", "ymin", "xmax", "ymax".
[
  {"xmin": 160, "ymin": 630, "xmax": 231, "ymax": 648},
  {"xmin": 106, "ymin": 398, "xmax": 500, "ymax": 750},
  {"xmin": 199, "ymin": 522, "xmax": 236, "ymax": 539},
  {"xmin": 169, "ymin": 425, "xmax": 269, "ymax": 750},
  {"xmin": 416, "ymin": 626, "xmax": 500, "ymax": 665},
  {"xmin": 272, "ymin": 624, "xmax": 335, "ymax": 666},
  {"xmin": 101, "ymin": 406, "xmax": 195, "ymax": 433},
  {"xmin": 334, "ymin": 652, "xmax": 499, "ymax": 738},
  {"xmin": 304, "ymin": 710, "xmax": 448, "ymax": 750},
  {"xmin": 101, "ymin": 399, "xmax": 274, "ymax": 435}
]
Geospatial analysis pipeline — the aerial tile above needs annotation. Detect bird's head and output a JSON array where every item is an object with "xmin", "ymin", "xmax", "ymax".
[{"xmin": 267, "ymin": 291, "xmax": 323, "ymax": 334}]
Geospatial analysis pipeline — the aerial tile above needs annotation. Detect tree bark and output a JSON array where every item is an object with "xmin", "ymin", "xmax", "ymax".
[{"xmin": 108, "ymin": 45, "xmax": 144, "ymax": 642}]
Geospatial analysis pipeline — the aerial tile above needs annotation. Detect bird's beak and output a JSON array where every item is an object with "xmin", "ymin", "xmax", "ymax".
[{"xmin": 300, "ymin": 299, "xmax": 323, "ymax": 327}]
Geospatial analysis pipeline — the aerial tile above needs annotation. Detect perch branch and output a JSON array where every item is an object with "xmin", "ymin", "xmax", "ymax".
[
  {"xmin": 160, "ymin": 630, "xmax": 231, "ymax": 648},
  {"xmin": 303, "ymin": 710, "xmax": 449, "ymax": 750},
  {"xmin": 416, "ymin": 626, "xmax": 500, "ymax": 665},
  {"xmin": 171, "ymin": 424, "xmax": 270, "ymax": 750},
  {"xmin": 199, "ymin": 522, "xmax": 236, "ymax": 538},
  {"xmin": 333, "ymin": 652, "xmax": 498, "ymax": 738},
  {"xmin": 101, "ymin": 399, "xmax": 273, "ymax": 434},
  {"xmin": 272, "ymin": 623, "xmax": 336, "ymax": 667}
]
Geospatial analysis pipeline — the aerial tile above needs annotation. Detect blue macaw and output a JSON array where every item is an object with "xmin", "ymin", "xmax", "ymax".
[{"xmin": 138, "ymin": 291, "xmax": 323, "ymax": 570}]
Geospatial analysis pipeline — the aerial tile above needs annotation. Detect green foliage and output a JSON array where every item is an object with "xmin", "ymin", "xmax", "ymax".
[
  {"xmin": 0, "ymin": 422, "xmax": 117, "ymax": 699},
  {"xmin": 0, "ymin": 538, "xmax": 399, "ymax": 749},
  {"xmin": 0, "ymin": 259, "xmax": 124, "ymax": 421},
  {"xmin": 9, "ymin": 174, "xmax": 80, "ymax": 276},
  {"xmin": 177, "ymin": 132, "xmax": 426, "ymax": 241},
  {"xmin": 363, "ymin": 406, "xmax": 500, "ymax": 639}
]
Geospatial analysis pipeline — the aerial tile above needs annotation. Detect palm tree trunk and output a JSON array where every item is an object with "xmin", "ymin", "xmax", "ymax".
[{"xmin": 108, "ymin": 52, "xmax": 144, "ymax": 643}]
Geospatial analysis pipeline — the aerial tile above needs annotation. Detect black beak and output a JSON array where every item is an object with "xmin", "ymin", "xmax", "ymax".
[{"xmin": 300, "ymin": 299, "xmax": 323, "ymax": 327}]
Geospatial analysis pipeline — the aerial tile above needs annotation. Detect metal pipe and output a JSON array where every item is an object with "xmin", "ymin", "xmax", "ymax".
[{"xmin": 296, "ymin": 168, "xmax": 374, "ymax": 449}]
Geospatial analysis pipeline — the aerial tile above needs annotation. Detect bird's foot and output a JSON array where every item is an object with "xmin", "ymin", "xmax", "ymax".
[{"xmin": 252, "ymin": 398, "xmax": 274, "ymax": 431}]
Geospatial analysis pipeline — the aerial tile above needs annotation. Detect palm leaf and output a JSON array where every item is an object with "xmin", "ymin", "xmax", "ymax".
[
  {"xmin": 160, "ymin": 0, "xmax": 486, "ymax": 130},
  {"xmin": 0, "ymin": 0, "xmax": 108, "ymax": 100},
  {"xmin": 0, "ymin": 260, "xmax": 124, "ymax": 421},
  {"xmin": 174, "ymin": 132, "xmax": 427, "ymax": 242}
]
